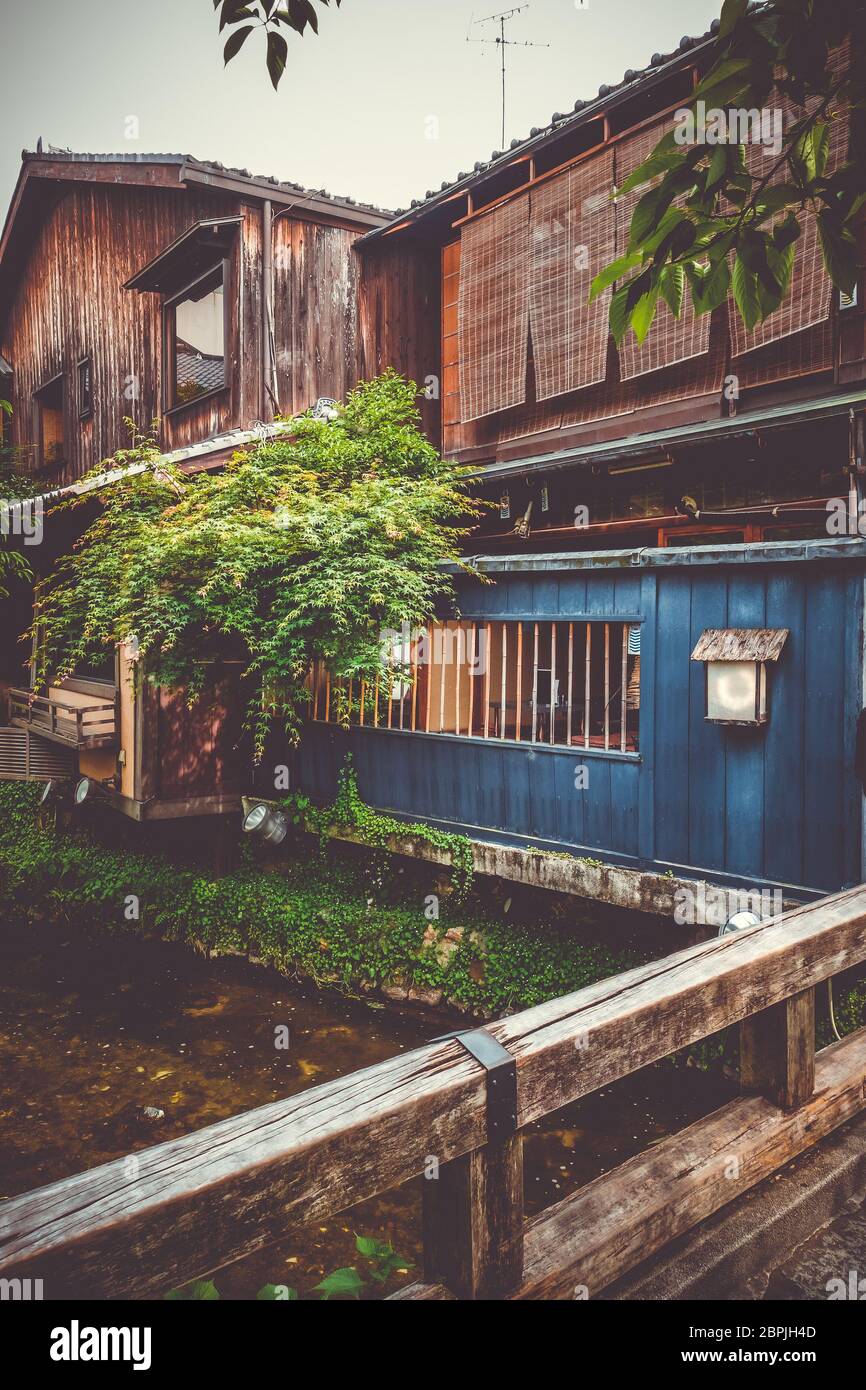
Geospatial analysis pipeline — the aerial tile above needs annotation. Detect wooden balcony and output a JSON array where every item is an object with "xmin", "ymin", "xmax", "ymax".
[{"xmin": 9, "ymin": 686, "xmax": 117, "ymax": 750}]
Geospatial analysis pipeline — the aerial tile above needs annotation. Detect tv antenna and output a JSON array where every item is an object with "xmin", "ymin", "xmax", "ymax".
[{"xmin": 468, "ymin": 6, "xmax": 550, "ymax": 151}]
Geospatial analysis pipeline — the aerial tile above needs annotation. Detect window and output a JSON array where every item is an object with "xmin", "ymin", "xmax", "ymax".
[
  {"xmin": 164, "ymin": 264, "xmax": 226, "ymax": 410},
  {"xmin": 77, "ymin": 357, "xmax": 93, "ymax": 419},
  {"xmin": 33, "ymin": 375, "xmax": 65, "ymax": 472},
  {"xmin": 308, "ymin": 619, "xmax": 640, "ymax": 752}
]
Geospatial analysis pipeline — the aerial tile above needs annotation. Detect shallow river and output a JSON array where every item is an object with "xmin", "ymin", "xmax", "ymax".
[{"xmin": 0, "ymin": 920, "xmax": 735, "ymax": 1299}]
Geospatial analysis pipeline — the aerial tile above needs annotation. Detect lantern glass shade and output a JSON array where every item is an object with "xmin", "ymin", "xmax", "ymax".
[{"xmin": 706, "ymin": 660, "xmax": 766, "ymax": 725}]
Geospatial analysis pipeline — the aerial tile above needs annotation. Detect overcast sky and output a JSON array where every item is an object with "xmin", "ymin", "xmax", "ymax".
[{"xmin": 0, "ymin": 0, "xmax": 719, "ymax": 219}]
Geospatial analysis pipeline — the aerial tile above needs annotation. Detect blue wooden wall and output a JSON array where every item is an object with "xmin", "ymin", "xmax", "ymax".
[{"xmin": 297, "ymin": 558, "xmax": 864, "ymax": 897}]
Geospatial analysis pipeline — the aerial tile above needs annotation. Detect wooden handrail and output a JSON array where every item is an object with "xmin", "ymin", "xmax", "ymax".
[
  {"xmin": 8, "ymin": 687, "xmax": 116, "ymax": 748},
  {"xmin": 2, "ymin": 884, "xmax": 866, "ymax": 1299}
]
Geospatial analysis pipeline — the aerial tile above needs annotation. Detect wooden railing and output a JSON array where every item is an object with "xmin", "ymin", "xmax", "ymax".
[
  {"xmin": 8, "ymin": 688, "xmax": 117, "ymax": 750},
  {"xmin": 2, "ymin": 885, "xmax": 866, "ymax": 1300}
]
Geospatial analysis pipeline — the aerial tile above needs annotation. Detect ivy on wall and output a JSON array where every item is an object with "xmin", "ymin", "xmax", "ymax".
[{"xmin": 282, "ymin": 755, "xmax": 475, "ymax": 903}]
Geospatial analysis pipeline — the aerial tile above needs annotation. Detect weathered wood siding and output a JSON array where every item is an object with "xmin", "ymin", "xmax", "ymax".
[
  {"xmin": 297, "ymin": 558, "xmax": 864, "ymax": 896},
  {"xmin": 272, "ymin": 217, "xmax": 360, "ymax": 417},
  {"xmin": 0, "ymin": 183, "xmax": 240, "ymax": 482},
  {"xmin": 357, "ymin": 236, "xmax": 441, "ymax": 444}
]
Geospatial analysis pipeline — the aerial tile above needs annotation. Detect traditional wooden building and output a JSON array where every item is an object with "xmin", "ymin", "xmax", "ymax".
[
  {"xmin": 0, "ymin": 149, "xmax": 393, "ymax": 816},
  {"xmin": 2, "ymin": 18, "xmax": 866, "ymax": 904},
  {"xmin": 293, "ymin": 22, "xmax": 866, "ymax": 904}
]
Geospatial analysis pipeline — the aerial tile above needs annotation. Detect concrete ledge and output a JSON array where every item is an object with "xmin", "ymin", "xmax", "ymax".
[
  {"xmin": 241, "ymin": 796, "xmax": 799, "ymax": 921},
  {"xmin": 602, "ymin": 1111, "xmax": 866, "ymax": 1301}
]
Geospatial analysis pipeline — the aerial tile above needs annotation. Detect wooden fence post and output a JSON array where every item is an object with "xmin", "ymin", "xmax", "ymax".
[
  {"xmin": 740, "ymin": 987, "xmax": 816, "ymax": 1109},
  {"xmin": 422, "ymin": 1135, "xmax": 524, "ymax": 1299}
]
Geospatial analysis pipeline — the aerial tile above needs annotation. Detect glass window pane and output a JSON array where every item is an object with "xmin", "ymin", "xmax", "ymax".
[{"xmin": 174, "ymin": 271, "xmax": 224, "ymax": 404}]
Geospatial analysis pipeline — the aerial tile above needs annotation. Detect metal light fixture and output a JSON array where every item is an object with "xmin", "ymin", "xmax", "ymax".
[
  {"xmin": 74, "ymin": 777, "xmax": 94, "ymax": 805},
  {"xmin": 39, "ymin": 779, "xmax": 59, "ymax": 806},
  {"xmin": 243, "ymin": 803, "xmax": 288, "ymax": 846},
  {"xmin": 718, "ymin": 909, "xmax": 762, "ymax": 938},
  {"xmin": 692, "ymin": 629, "xmax": 789, "ymax": 728}
]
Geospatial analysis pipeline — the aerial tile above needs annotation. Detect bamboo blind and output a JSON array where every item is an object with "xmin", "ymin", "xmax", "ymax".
[
  {"xmin": 729, "ymin": 41, "xmax": 851, "ymax": 359},
  {"xmin": 458, "ymin": 193, "xmax": 530, "ymax": 421},
  {"xmin": 614, "ymin": 117, "xmax": 712, "ymax": 380},
  {"xmin": 529, "ymin": 150, "xmax": 616, "ymax": 401}
]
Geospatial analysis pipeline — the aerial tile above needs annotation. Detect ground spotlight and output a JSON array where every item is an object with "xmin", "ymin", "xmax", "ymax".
[
  {"xmin": 74, "ymin": 777, "xmax": 106, "ymax": 806},
  {"xmin": 718, "ymin": 909, "xmax": 762, "ymax": 938},
  {"xmin": 243, "ymin": 803, "xmax": 288, "ymax": 846}
]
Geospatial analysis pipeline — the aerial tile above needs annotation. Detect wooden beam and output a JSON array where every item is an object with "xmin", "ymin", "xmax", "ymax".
[
  {"xmin": 740, "ymin": 988, "xmax": 816, "ymax": 1109},
  {"xmin": 399, "ymin": 1027, "xmax": 866, "ymax": 1301},
  {"xmin": 423, "ymin": 1136, "xmax": 524, "ymax": 1299}
]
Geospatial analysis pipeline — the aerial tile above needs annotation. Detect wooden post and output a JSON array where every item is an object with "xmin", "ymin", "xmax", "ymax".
[
  {"xmin": 422, "ymin": 1136, "xmax": 524, "ymax": 1300},
  {"xmin": 740, "ymin": 988, "xmax": 816, "ymax": 1109}
]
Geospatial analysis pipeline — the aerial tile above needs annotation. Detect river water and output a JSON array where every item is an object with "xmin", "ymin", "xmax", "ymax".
[{"xmin": 0, "ymin": 919, "xmax": 735, "ymax": 1300}]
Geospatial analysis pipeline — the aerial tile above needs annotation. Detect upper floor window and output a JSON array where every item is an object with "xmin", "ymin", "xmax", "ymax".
[
  {"xmin": 33, "ymin": 374, "xmax": 65, "ymax": 472},
  {"xmin": 164, "ymin": 264, "xmax": 226, "ymax": 409},
  {"xmin": 77, "ymin": 357, "xmax": 93, "ymax": 419}
]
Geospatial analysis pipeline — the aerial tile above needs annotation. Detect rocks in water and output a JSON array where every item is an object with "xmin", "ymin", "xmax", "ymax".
[{"xmin": 140, "ymin": 1106, "xmax": 165, "ymax": 1123}]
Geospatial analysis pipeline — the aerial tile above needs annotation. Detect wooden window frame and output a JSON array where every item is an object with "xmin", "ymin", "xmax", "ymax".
[
  {"xmin": 77, "ymin": 356, "xmax": 93, "ymax": 420},
  {"xmin": 32, "ymin": 372, "xmax": 65, "ymax": 473},
  {"xmin": 162, "ymin": 258, "xmax": 231, "ymax": 417},
  {"xmin": 309, "ymin": 619, "xmax": 640, "ymax": 756}
]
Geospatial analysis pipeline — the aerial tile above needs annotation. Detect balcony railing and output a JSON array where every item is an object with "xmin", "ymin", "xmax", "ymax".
[{"xmin": 8, "ymin": 688, "xmax": 117, "ymax": 750}]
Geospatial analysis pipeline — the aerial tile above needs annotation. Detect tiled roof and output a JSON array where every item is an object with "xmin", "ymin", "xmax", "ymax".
[
  {"xmin": 362, "ymin": 8, "xmax": 771, "ymax": 238},
  {"xmin": 176, "ymin": 348, "xmax": 225, "ymax": 396},
  {"xmin": 18, "ymin": 146, "xmax": 395, "ymax": 220}
]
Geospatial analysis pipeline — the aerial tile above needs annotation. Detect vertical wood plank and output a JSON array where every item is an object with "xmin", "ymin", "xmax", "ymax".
[
  {"xmin": 483, "ymin": 623, "xmax": 491, "ymax": 739},
  {"xmin": 515, "ymin": 623, "xmax": 523, "ymax": 742},
  {"xmin": 550, "ymin": 622, "xmax": 557, "ymax": 746},
  {"xmin": 604, "ymin": 621, "xmax": 611, "ymax": 752},
  {"xmin": 567, "ymin": 622, "xmax": 574, "ymax": 748},
  {"xmin": 621, "ymin": 623, "xmax": 628, "ymax": 753},
  {"xmin": 411, "ymin": 631, "xmax": 420, "ymax": 732},
  {"xmin": 500, "ymin": 623, "xmax": 507, "ymax": 741},
  {"xmin": 422, "ymin": 1136, "xmax": 524, "ymax": 1300},
  {"xmin": 468, "ymin": 623, "xmax": 476, "ymax": 737},
  {"xmin": 584, "ymin": 623, "xmax": 592, "ymax": 750},
  {"xmin": 425, "ymin": 628, "xmax": 432, "ymax": 734},
  {"xmin": 531, "ymin": 622, "xmax": 539, "ymax": 743},
  {"xmin": 455, "ymin": 624, "xmax": 462, "ymax": 737},
  {"xmin": 740, "ymin": 988, "xmax": 816, "ymax": 1109},
  {"xmin": 438, "ymin": 625, "xmax": 447, "ymax": 735}
]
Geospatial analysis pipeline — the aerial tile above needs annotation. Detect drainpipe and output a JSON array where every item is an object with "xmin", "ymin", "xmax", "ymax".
[{"xmin": 262, "ymin": 199, "xmax": 274, "ymax": 421}]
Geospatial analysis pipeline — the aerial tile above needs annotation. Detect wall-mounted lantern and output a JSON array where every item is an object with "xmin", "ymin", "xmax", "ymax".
[{"xmin": 691, "ymin": 628, "xmax": 789, "ymax": 728}]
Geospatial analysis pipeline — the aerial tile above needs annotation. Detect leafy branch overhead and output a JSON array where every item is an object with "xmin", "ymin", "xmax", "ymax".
[
  {"xmin": 32, "ymin": 374, "xmax": 481, "ymax": 759},
  {"xmin": 215, "ymin": 0, "xmax": 341, "ymax": 89},
  {"xmin": 591, "ymin": 0, "xmax": 866, "ymax": 346}
]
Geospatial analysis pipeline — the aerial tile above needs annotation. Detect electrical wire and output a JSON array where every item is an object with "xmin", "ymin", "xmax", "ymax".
[{"xmin": 828, "ymin": 977, "xmax": 844, "ymax": 1042}]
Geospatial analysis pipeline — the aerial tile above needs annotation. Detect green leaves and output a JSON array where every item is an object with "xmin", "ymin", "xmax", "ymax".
[
  {"xmin": 817, "ymin": 213, "xmax": 860, "ymax": 297},
  {"xmin": 596, "ymin": 0, "xmax": 863, "ymax": 347},
  {"xmin": 731, "ymin": 253, "xmax": 762, "ymax": 332},
  {"xmin": 33, "ymin": 375, "xmax": 481, "ymax": 762},
  {"xmin": 718, "ymin": 0, "xmax": 748, "ymax": 40},
  {"xmin": 219, "ymin": 0, "xmax": 340, "ymax": 88},
  {"xmin": 313, "ymin": 1267, "xmax": 365, "ymax": 1300},
  {"xmin": 164, "ymin": 1280, "xmax": 220, "ymax": 1301},
  {"xmin": 224, "ymin": 25, "xmax": 253, "ymax": 62},
  {"xmin": 588, "ymin": 251, "xmax": 642, "ymax": 302},
  {"xmin": 266, "ymin": 29, "xmax": 288, "ymax": 89}
]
